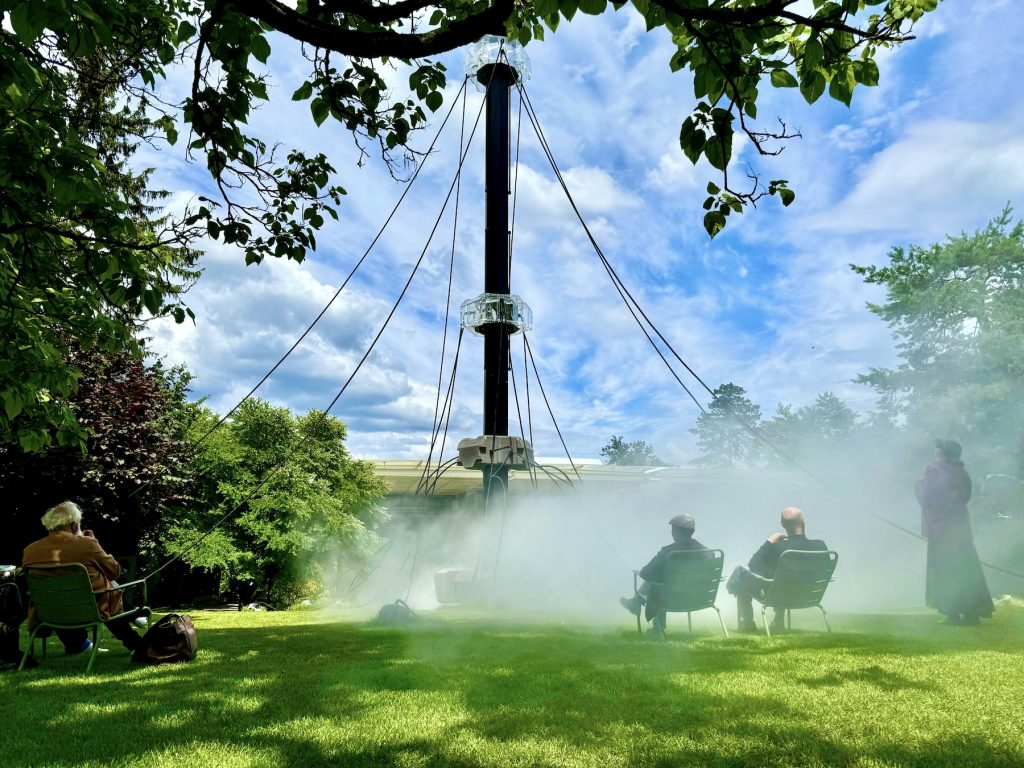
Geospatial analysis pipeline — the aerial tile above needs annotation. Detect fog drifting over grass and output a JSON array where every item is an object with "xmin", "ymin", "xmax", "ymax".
[{"xmin": 322, "ymin": 466, "xmax": 1004, "ymax": 628}]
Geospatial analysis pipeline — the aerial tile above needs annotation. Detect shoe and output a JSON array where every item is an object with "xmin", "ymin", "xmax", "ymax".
[
  {"xmin": 961, "ymin": 614, "xmax": 980, "ymax": 626},
  {"xmin": 67, "ymin": 639, "xmax": 93, "ymax": 655},
  {"xmin": 646, "ymin": 626, "xmax": 666, "ymax": 638},
  {"xmin": 737, "ymin": 621, "xmax": 758, "ymax": 633},
  {"xmin": 619, "ymin": 595, "xmax": 643, "ymax": 617},
  {"xmin": 770, "ymin": 620, "xmax": 787, "ymax": 633},
  {"xmin": 939, "ymin": 614, "xmax": 963, "ymax": 625},
  {"xmin": 134, "ymin": 616, "xmax": 149, "ymax": 628}
]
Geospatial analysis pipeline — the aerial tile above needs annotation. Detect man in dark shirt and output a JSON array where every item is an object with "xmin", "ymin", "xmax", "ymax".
[
  {"xmin": 726, "ymin": 506, "xmax": 828, "ymax": 632},
  {"xmin": 620, "ymin": 513, "xmax": 708, "ymax": 634}
]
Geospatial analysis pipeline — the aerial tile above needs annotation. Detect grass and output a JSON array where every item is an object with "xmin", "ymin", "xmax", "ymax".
[{"xmin": 1, "ymin": 604, "xmax": 1022, "ymax": 767}]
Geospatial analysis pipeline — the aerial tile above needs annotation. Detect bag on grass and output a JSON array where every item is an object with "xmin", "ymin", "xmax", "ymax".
[
  {"xmin": 375, "ymin": 599, "xmax": 416, "ymax": 625},
  {"xmin": 132, "ymin": 612, "xmax": 198, "ymax": 665}
]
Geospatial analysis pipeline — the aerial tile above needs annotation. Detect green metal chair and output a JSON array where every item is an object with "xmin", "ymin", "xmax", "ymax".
[
  {"xmin": 756, "ymin": 550, "xmax": 838, "ymax": 638},
  {"xmin": 634, "ymin": 549, "xmax": 729, "ymax": 638},
  {"xmin": 19, "ymin": 563, "xmax": 151, "ymax": 672}
]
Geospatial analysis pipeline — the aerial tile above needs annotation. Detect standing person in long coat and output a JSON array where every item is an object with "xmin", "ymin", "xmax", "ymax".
[{"xmin": 915, "ymin": 440, "xmax": 994, "ymax": 625}]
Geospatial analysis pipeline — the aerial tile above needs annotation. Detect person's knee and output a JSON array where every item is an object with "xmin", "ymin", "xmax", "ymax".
[{"xmin": 726, "ymin": 565, "xmax": 747, "ymax": 596}]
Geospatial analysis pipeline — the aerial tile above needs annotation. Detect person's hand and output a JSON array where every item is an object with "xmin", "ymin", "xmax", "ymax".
[
  {"xmin": 767, "ymin": 532, "xmax": 786, "ymax": 544},
  {"xmin": 82, "ymin": 529, "xmax": 95, "ymax": 538}
]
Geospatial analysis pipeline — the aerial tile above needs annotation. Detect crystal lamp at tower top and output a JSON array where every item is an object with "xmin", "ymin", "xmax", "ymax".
[
  {"xmin": 465, "ymin": 35, "xmax": 531, "ymax": 87},
  {"xmin": 460, "ymin": 293, "xmax": 533, "ymax": 336}
]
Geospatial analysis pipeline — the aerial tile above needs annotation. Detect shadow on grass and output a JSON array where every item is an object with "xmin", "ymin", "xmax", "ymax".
[{"xmin": 1, "ymin": 611, "xmax": 1022, "ymax": 767}]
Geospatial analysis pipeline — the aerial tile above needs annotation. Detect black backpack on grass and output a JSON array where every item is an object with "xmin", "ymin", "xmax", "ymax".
[
  {"xmin": 132, "ymin": 613, "xmax": 198, "ymax": 665},
  {"xmin": 376, "ymin": 599, "xmax": 416, "ymax": 626}
]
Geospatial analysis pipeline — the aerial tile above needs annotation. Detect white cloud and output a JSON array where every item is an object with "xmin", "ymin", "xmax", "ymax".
[
  {"xmin": 140, "ymin": 0, "xmax": 1024, "ymax": 467},
  {"xmin": 811, "ymin": 120, "xmax": 1024, "ymax": 238}
]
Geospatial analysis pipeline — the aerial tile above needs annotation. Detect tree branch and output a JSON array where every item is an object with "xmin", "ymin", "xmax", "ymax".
[
  {"xmin": 242, "ymin": 0, "xmax": 513, "ymax": 59},
  {"xmin": 317, "ymin": 0, "xmax": 436, "ymax": 25}
]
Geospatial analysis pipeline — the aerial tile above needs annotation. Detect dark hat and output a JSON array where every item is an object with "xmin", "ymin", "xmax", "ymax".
[
  {"xmin": 669, "ymin": 513, "xmax": 695, "ymax": 530},
  {"xmin": 935, "ymin": 439, "xmax": 962, "ymax": 460}
]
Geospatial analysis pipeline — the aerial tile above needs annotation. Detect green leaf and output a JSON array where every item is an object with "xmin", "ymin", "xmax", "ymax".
[
  {"xmin": 425, "ymin": 91, "xmax": 443, "ymax": 112},
  {"xmin": 770, "ymin": 70, "xmax": 799, "ymax": 88},
  {"xmin": 704, "ymin": 118, "xmax": 734, "ymax": 172},
  {"xmin": 292, "ymin": 81, "xmax": 313, "ymax": 101},
  {"xmin": 799, "ymin": 70, "xmax": 827, "ymax": 104},
  {"xmin": 9, "ymin": 3, "xmax": 45, "ymax": 43},
  {"xmin": 177, "ymin": 20, "xmax": 197, "ymax": 43},
  {"xmin": 251, "ymin": 35, "xmax": 272, "ymax": 64},
  {"xmin": 801, "ymin": 38, "xmax": 824, "ymax": 78},
  {"xmin": 2, "ymin": 391, "xmax": 23, "ymax": 421},
  {"xmin": 578, "ymin": 0, "xmax": 607, "ymax": 14},
  {"xmin": 310, "ymin": 98, "xmax": 329, "ymax": 127},
  {"xmin": 854, "ymin": 59, "xmax": 880, "ymax": 87},
  {"xmin": 779, "ymin": 188, "xmax": 796, "ymax": 207},
  {"xmin": 703, "ymin": 210, "xmax": 726, "ymax": 238},
  {"xmin": 142, "ymin": 288, "xmax": 161, "ymax": 316},
  {"xmin": 535, "ymin": 0, "xmax": 558, "ymax": 18},
  {"xmin": 828, "ymin": 65, "xmax": 856, "ymax": 107},
  {"xmin": 679, "ymin": 118, "xmax": 706, "ymax": 165}
]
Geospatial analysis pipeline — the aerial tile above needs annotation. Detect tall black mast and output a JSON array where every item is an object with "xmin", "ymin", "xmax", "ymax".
[
  {"xmin": 458, "ymin": 39, "xmax": 534, "ymax": 502},
  {"xmin": 479, "ymin": 60, "xmax": 513, "ymax": 499}
]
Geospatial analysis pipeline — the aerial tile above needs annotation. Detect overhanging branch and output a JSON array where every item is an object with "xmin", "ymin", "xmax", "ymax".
[{"xmin": 242, "ymin": 0, "xmax": 513, "ymax": 59}]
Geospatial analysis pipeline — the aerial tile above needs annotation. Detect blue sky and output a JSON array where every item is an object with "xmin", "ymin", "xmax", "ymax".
[{"xmin": 147, "ymin": 1, "xmax": 1024, "ymax": 464}]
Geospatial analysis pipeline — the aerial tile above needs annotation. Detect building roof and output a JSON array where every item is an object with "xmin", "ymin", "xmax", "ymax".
[{"xmin": 371, "ymin": 460, "xmax": 796, "ymax": 496}]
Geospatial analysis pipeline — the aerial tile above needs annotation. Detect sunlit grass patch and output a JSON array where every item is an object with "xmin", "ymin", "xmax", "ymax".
[{"xmin": 1, "ymin": 605, "xmax": 1022, "ymax": 767}]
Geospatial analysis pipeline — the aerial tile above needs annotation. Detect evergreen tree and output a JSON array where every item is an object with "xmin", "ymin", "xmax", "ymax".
[
  {"xmin": 851, "ymin": 207, "xmax": 1024, "ymax": 476},
  {"xmin": 690, "ymin": 383, "xmax": 762, "ymax": 467},
  {"xmin": 600, "ymin": 436, "xmax": 664, "ymax": 466}
]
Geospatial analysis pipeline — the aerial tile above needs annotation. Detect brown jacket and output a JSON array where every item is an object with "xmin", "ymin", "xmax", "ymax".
[{"xmin": 22, "ymin": 531, "xmax": 123, "ymax": 628}]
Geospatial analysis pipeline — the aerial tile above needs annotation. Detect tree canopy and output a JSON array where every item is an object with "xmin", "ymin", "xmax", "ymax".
[
  {"xmin": 600, "ymin": 435, "xmax": 664, "ymax": 466},
  {"xmin": 690, "ymin": 382, "xmax": 762, "ymax": 467},
  {"xmin": 163, "ymin": 399, "xmax": 388, "ymax": 604},
  {"xmin": 1, "ymin": 3, "xmax": 200, "ymax": 451},
  {"xmin": 0, "ymin": 345, "xmax": 192, "ymax": 563},
  {"xmin": 180, "ymin": 0, "xmax": 942, "ymax": 238},
  {"xmin": 851, "ymin": 207, "xmax": 1024, "ymax": 476},
  {"xmin": 1, "ymin": 0, "xmax": 942, "ymax": 447}
]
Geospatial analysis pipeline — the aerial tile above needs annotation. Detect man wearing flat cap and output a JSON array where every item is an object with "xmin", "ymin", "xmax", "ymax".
[{"xmin": 620, "ymin": 513, "xmax": 708, "ymax": 633}]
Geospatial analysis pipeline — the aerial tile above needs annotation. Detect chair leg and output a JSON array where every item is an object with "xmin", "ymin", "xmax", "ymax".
[
  {"xmin": 818, "ymin": 605, "xmax": 832, "ymax": 633},
  {"xmin": 687, "ymin": 612, "xmax": 692, "ymax": 634},
  {"xmin": 633, "ymin": 573, "xmax": 641, "ymax": 635},
  {"xmin": 787, "ymin": 609, "xmax": 792, "ymax": 630},
  {"xmin": 18, "ymin": 627, "xmax": 42, "ymax": 671},
  {"xmin": 86, "ymin": 626, "xmax": 99, "ymax": 673},
  {"xmin": 761, "ymin": 606, "xmax": 772, "ymax": 638},
  {"xmin": 713, "ymin": 606, "xmax": 729, "ymax": 638}
]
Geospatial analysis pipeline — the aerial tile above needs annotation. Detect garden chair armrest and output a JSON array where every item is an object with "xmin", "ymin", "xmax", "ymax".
[
  {"xmin": 96, "ymin": 578, "xmax": 147, "ymax": 593},
  {"xmin": 95, "ymin": 578, "xmax": 148, "ymax": 603}
]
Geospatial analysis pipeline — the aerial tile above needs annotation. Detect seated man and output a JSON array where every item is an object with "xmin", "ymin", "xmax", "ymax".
[
  {"xmin": 620, "ymin": 513, "xmax": 708, "ymax": 634},
  {"xmin": 726, "ymin": 506, "xmax": 827, "ymax": 632},
  {"xmin": 21, "ymin": 501, "xmax": 143, "ymax": 655}
]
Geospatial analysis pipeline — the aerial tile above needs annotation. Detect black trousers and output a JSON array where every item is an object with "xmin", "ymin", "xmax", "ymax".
[
  {"xmin": 41, "ymin": 617, "xmax": 142, "ymax": 653},
  {"xmin": 726, "ymin": 566, "xmax": 783, "ymax": 626}
]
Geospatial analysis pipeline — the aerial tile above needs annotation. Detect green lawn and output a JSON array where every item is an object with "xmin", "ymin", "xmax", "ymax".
[{"xmin": 2, "ymin": 604, "xmax": 1022, "ymax": 767}]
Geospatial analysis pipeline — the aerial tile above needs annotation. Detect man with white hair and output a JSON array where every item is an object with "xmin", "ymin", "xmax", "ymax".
[
  {"xmin": 726, "ymin": 506, "xmax": 828, "ymax": 633},
  {"xmin": 21, "ymin": 501, "xmax": 143, "ymax": 654}
]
